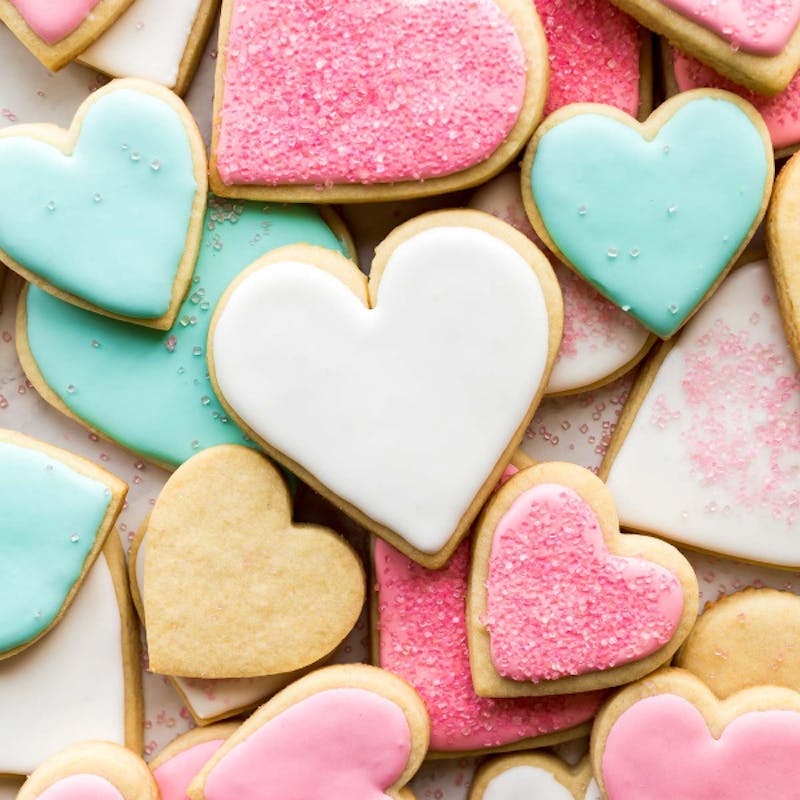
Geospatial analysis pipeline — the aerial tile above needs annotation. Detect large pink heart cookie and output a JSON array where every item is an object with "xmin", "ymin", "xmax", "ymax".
[
  {"xmin": 210, "ymin": 0, "xmax": 548, "ymax": 201},
  {"xmin": 467, "ymin": 463, "xmax": 698, "ymax": 696}
]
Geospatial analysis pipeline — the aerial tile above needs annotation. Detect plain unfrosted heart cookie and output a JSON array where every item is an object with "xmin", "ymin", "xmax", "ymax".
[
  {"xmin": 0, "ymin": 0, "xmax": 134, "ymax": 70},
  {"xmin": 592, "ymin": 668, "xmax": 800, "ymax": 799},
  {"xmin": 143, "ymin": 445, "xmax": 365, "ymax": 679},
  {"xmin": 0, "ymin": 428, "xmax": 126, "ymax": 659},
  {"xmin": 601, "ymin": 259, "xmax": 800, "ymax": 568},
  {"xmin": 16, "ymin": 742, "xmax": 156, "ymax": 800},
  {"xmin": 676, "ymin": 589, "xmax": 800, "ymax": 697},
  {"xmin": 17, "ymin": 198, "xmax": 351, "ymax": 470},
  {"xmin": 523, "ymin": 90, "xmax": 772, "ymax": 339},
  {"xmin": 187, "ymin": 665, "xmax": 429, "ymax": 800},
  {"xmin": 467, "ymin": 462, "xmax": 698, "ymax": 697},
  {"xmin": 210, "ymin": 0, "xmax": 547, "ymax": 202},
  {"xmin": 0, "ymin": 79, "xmax": 206, "ymax": 330},
  {"xmin": 209, "ymin": 209, "xmax": 562, "ymax": 568}
]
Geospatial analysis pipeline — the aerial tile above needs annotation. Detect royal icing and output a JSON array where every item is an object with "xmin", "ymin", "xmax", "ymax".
[
  {"xmin": 23, "ymin": 198, "xmax": 347, "ymax": 469},
  {"xmin": 0, "ymin": 439, "xmax": 113, "ymax": 653},
  {"xmin": 584, "ymin": 780, "xmax": 602, "ymax": 800},
  {"xmin": 605, "ymin": 260, "xmax": 800, "ymax": 567},
  {"xmin": 154, "ymin": 741, "xmax": 225, "ymax": 800},
  {"xmin": 530, "ymin": 96, "xmax": 769, "ymax": 337},
  {"xmin": 470, "ymin": 172, "xmax": 650, "ymax": 394},
  {"xmin": 203, "ymin": 690, "xmax": 411, "ymax": 800},
  {"xmin": 0, "ymin": 553, "xmax": 127, "ymax": 776},
  {"xmin": 672, "ymin": 50, "xmax": 800, "ymax": 150},
  {"xmin": 375, "ymin": 539, "xmax": 603, "ymax": 752},
  {"xmin": 7, "ymin": 0, "xmax": 101, "ymax": 44},
  {"xmin": 35, "ymin": 776, "xmax": 124, "ymax": 800},
  {"xmin": 656, "ymin": 0, "xmax": 800, "ymax": 55},
  {"xmin": 80, "ymin": 0, "xmax": 205, "ymax": 87},
  {"xmin": 483, "ymin": 766, "xmax": 573, "ymax": 800},
  {"xmin": 0, "ymin": 87, "xmax": 198, "ymax": 320},
  {"xmin": 215, "ymin": 0, "xmax": 527, "ymax": 186},
  {"xmin": 212, "ymin": 226, "xmax": 552, "ymax": 555},
  {"xmin": 602, "ymin": 694, "xmax": 800, "ymax": 798},
  {"xmin": 483, "ymin": 484, "xmax": 684, "ymax": 682}
]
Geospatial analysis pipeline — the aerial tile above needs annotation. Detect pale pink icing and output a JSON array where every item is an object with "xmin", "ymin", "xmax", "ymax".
[
  {"xmin": 375, "ymin": 539, "xmax": 604, "ymax": 752},
  {"xmin": 203, "ymin": 689, "xmax": 411, "ymax": 800},
  {"xmin": 535, "ymin": 0, "xmax": 642, "ymax": 115},
  {"xmin": 672, "ymin": 49, "xmax": 800, "ymax": 149},
  {"xmin": 153, "ymin": 740, "xmax": 225, "ymax": 800},
  {"xmin": 215, "ymin": 0, "xmax": 527, "ymax": 187},
  {"xmin": 657, "ymin": 0, "xmax": 800, "ymax": 54},
  {"xmin": 484, "ymin": 484, "xmax": 683, "ymax": 682},
  {"xmin": 602, "ymin": 694, "xmax": 800, "ymax": 798},
  {"xmin": 36, "ymin": 775, "xmax": 124, "ymax": 800},
  {"xmin": 9, "ymin": 0, "xmax": 101, "ymax": 44}
]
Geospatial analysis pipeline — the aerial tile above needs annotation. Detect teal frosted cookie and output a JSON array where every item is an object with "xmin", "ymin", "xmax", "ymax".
[
  {"xmin": 0, "ymin": 78, "xmax": 207, "ymax": 330},
  {"xmin": 0, "ymin": 428, "xmax": 126, "ymax": 659},
  {"xmin": 522, "ymin": 90, "xmax": 772, "ymax": 338},
  {"xmin": 17, "ymin": 197, "xmax": 351, "ymax": 471}
]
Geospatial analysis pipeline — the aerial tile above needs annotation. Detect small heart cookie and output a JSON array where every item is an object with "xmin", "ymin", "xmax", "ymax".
[
  {"xmin": 0, "ymin": 79, "xmax": 207, "ymax": 329},
  {"xmin": 187, "ymin": 665, "xmax": 429, "ymax": 800},
  {"xmin": 467, "ymin": 462, "xmax": 698, "ymax": 696},
  {"xmin": 209, "ymin": 209, "xmax": 562, "ymax": 568},
  {"xmin": 143, "ymin": 445, "xmax": 365, "ymax": 678},
  {"xmin": 592, "ymin": 668, "xmax": 800, "ymax": 799},
  {"xmin": 523, "ymin": 90, "xmax": 773, "ymax": 338},
  {"xmin": 469, "ymin": 754, "xmax": 597, "ymax": 800},
  {"xmin": 17, "ymin": 742, "xmax": 156, "ymax": 800}
]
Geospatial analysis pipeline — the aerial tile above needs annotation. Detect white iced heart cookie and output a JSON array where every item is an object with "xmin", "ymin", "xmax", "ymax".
[
  {"xmin": 209, "ymin": 210, "xmax": 562, "ymax": 568},
  {"xmin": 469, "ymin": 754, "xmax": 597, "ymax": 800}
]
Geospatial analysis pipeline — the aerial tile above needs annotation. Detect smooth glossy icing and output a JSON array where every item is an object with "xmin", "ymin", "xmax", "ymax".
[
  {"xmin": 24, "ymin": 198, "xmax": 347, "ymax": 469},
  {"xmin": 602, "ymin": 694, "xmax": 800, "ymax": 798},
  {"xmin": 8, "ymin": 0, "xmax": 101, "ymax": 43},
  {"xmin": 530, "ymin": 97, "xmax": 768, "ymax": 337},
  {"xmin": 606, "ymin": 261, "xmax": 800, "ymax": 567},
  {"xmin": 375, "ymin": 539, "xmax": 603, "ymax": 751},
  {"xmin": 657, "ymin": 0, "xmax": 800, "ymax": 55},
  {"xmin": 81, "ymin": 0, "xmax": 205, "ymax": 86},
  {"xmin": 212, "ymin": 226, "xmax": 551, "ymax": 555},
  {"xmin": 215, "ymin": 0, "xmax": 527, "ymax": 186},
  {"xmin": 0, "ymin": 440, "xmax": 112, "ymax": 652},
  {"xmin": 0, "ymin": 554, "xmax": 126, "ymax": 776},
  {"xmin": 36, "ymin": 776, "xmax": 124, "ymax": 800},
  {"xmin": 203, "ymin": 690, "xmax": 411, "ymax": 800},
  {"xmin": 154, "ymin": 740, "xmax": 224, "ymax": 800},
  {"xmin": 0, "ymin": 88, "xmax": 197, "ymax": 319},
  {"xmin": 484, "ymin": 766, "xmax": 573, "ymax": 800}
]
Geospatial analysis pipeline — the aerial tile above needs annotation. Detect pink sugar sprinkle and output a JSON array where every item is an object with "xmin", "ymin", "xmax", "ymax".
[
  {"xmin": 673, "ymin": 49, "xmax": 800, "ymax": 150},
  {"xmin": 484, "ymin": 484, "xmax": 683, "ymax": 682},
  {"xmin": 375, "ymin": 539, "xmax": 603, "ymax": 752},
  {"xmin": 216, "ymin": 0, "xmax": 527, "ymax": 186},
  {"xmin": 536, "ymin": 0, "xmax": 642, "ymax": 115}
]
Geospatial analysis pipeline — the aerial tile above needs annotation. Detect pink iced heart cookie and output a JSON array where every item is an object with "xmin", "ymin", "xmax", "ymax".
[
  {"xmin": 210, "ymin": 0, "xmax": 548, "ymax": 202},
  {"xmin": 593, "ymin": 668, "xmax": 800, "ymax": 800},
  {"xmin": 467, "ymin": 463, "xmax": 698, "ymax": 697},
  {"xmin": 187, "ymin": 666, "xmax": 428, "ymax": 800}
]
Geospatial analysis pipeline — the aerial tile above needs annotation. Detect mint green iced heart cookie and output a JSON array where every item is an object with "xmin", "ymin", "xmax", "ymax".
[
  {"xmin": 0, "ymin": 80, "xmax": 205, "ymax": 328},
  {"xmin": 526, "ymin": 93, "xmax": 771, "ymax": 338}
]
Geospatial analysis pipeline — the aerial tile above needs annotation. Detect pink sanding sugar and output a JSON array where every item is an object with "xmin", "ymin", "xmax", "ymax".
[
  {"xmin": 374, "ymin": 539, "xmax": 603, "ymax": 752},
  {"xmin": 484, "ymin": 484, "xmax": 684, "ymax": 682},
  {"xmin": 215, "ymin": 0, "xmax": 527, "ymax": 187}
]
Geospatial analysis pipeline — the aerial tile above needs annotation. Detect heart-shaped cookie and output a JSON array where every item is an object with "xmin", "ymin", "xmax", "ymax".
[
  {"xmin": 470, "ymin": 754, "xmax": 596, "ymax": 800},
  {"xmin": 187, "ymin": 665, "xmax": 428, "ymax": 800},
  {"xmin": 523, "ymin": 90, "xmax": 772, "ymax": 338},
  {"xmin": 209, "ymin": 209, "xmax": 562, "ymax": 568},
  {"xmin": 592, "ymin": 668, "xmax": 800, "ymax": 799},
  {"xmin": 0, "ymin": 79, "xmax": 206, "ymax": 329},
  {"xmin": 210, "ymin": 0, "xmax": 547, "ymax": 202},
  {"xmin": 601, "ymin": 259, "xmax": 800, "ymax": 568},
  {"xmin": 0, "ymin": 428, "xmax": 126, "ymax": 659},
  {"xmin": 468, "ymin": 462, "xmax": 698, "ymax": 696},
  {"xmin": 144, "ymin": 445, "xmax": 365, "ymax": 678},
  {"xmin": 17, "ymin": 741, "xmax": 156, "ymax": 800},
  {"xmin": 17, "ymin": 197, "xmax": 350, "ymax": 471}
]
